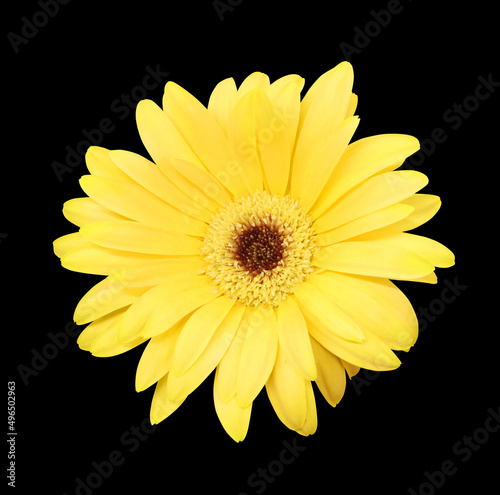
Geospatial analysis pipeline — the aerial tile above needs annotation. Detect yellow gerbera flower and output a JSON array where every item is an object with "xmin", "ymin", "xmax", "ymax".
[{"xmin": 53, "ymin": 61, "xmax": 455, "ymax": 441}]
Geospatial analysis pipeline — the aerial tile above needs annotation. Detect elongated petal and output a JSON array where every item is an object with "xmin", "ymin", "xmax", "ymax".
[
  {"xmin": 135, "ymin": 321, "xmax": 184, "ymax": 392},
  {"xmin": 118, "ymin": 257, "xmax": 205, "ymax": 287},
  {"xmin": 266, "ymin": 346, "xmax": 308, "ymax": 431},
  {"xmin": 237, "ymin": 72, "xmax": 270, "ymax": 95},
  {"xmin": 80, "ymin": 220, "xmax": 203, "ymax": 255},
  {"xmin": 118, "ymin": 276, "xmax": 210, "ymax": 343},
  {"xmin": 309, "ymin": 272, "xmax": 418, "ymax": 350},
  {"xmin": 109, "ymin": 150, "xmax": 214, "ymax": 222},
  {"xmin": 63, "ymin": 197, "xmax": 129, "ymax": 228},
  {"xmin": 141, "ymin": 284, "xmax": 220, "ymax": 340},
  {"xmin": 302, "ymin": 306, "xmax": 401, "ymax": 371},
  {"xmin": 292, "ymin": 116, "xmax": 359, "ymax": 211},
  {"xmin": 170, "ymin": 297, "xmax": 236, "ymax": 377},
  {"xmin": 79, "ymin": 175, "xmax": 207, "ymax": 236},
  {"xmin": 136, "ymin": 99, "xmax": 203, "ymax": 170},
  {"xmin": 293, "ymin": 282, "xmax": 365, "ymax": 342},
  {"xmin": 61, "ymin": 242, "xmax": 165, "ymax": 276},
  {"xmin": 353, "ymin": 231, "xmax": 455, "ymax": 268},
  {"xmin": 315, "ymin": 239, "xmax": 434, "ymax": 280},
  {"xmin": 170, "ymin": 158, "xmax": 233, "ymax": 209},
  {"xmin": 208, "ymin": 77, "xmax": 238, "ymax": 136},
  {"xmin": 85, "ymin": 146, "xmax": 130, "ymax": 181},
  {"xmin": 74, "ymin": 273, "xmax": 150, "ymax": 325},
  {"xmin": 316, "ymin": 203, "xmax": 414, "ymax": 246},
  {"xmin": 312, "ymin": 134, "xmax": 420, "ymax": 218},
  {"xmin": 296, "ymin": 382, "xmax": 317, "ymax": 436},
  {"xmin": 77, "ymin": 308, "xmax": 126, "ymax": 351},
  {"xmin": 266, "ymin": 75, "xmax": 304, "ymax": 155},
  {"xmin": 150, "ymin": 374, "xmax": 185, "ymax": 425},
  {"xmin": 314, "ymin": 170, "xmax": 428, "ymax": 233},
  {"xmin": 236, "ymin": 307, "xmax": 278, "ymax": 407},
  {"xmin": 90, "ymin": 309, "xmax": 147, "ymax": 357},
  {"xmin": 167, "ymin": 303, "xmax": 245, "ymax": 402},
  {"xmin": 277, "ymin": 297, "xmax": 317, "ymax": 380},
  {"xmin": 214, "ymin": 367, "xmax": 252, "ymax": 442},
  {"xmin": 310, "ymin": 337, "xmax": 347, "ymax": 407},
  {"xmin": 53, "ymin": 232, "xmax": 88, "ymax": 258},
  {"xmin": 295, "ymin": 63, "xmax": 354, "ymax": 170},
  {"xmin": 163, "ymin": 81, "xmax": 249, "ymax": 197},
  {"xmin": 391, "ymin": 194, "xmax": 442, "ymax": 231}
]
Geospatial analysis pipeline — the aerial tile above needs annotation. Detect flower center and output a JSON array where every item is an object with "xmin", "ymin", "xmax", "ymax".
[{"xmin": 202, "ymin": 191, "xmax": 317, "ymax": 307}]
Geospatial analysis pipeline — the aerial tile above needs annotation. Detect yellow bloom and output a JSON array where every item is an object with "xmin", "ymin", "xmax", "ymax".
[{"xmin": 53, "ymin": 62, "xmax": 454, "ymax": 441}]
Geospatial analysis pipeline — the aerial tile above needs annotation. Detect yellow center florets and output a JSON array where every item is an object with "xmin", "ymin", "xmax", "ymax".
[{"xmin": 202, "ymin": 191, "xmax": 317, "ymax": 307}]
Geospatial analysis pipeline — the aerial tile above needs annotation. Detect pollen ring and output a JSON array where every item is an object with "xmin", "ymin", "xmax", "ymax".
[{"xmin": 202, "ymin": 191, "xmax": 317, "ymax": 307}]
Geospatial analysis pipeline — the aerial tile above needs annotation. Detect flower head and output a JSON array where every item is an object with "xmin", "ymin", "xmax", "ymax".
[{"xmin": 54, "ymin": 62, "xmax": 454, "ymax": 441}]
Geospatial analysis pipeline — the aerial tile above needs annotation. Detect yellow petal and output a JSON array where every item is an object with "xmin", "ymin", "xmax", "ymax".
[
  {"xmin": 312, "ymin": 134, "xmax": 420, "ymax": 218},
  {"xmin": 162, "ymin": 81, "xmax": 249, "ymax": 197},
  {"xmin": 316, "ymin": 203, "xmax": 414, "ymax": 246},
  {"xmin": 355, "ymin": 231, "xmax": 455, "ymax": 268},
  {"xmin": 296, "ymin": 62, "xmax": 354, "ymax": 151},
  {"xmin": 314, "ymin": 170, "xmax": 428, "ymax": 233},
  {"xmin": 63, "ymin": 197, "xmax": 129, "ymax": 228},
  {"xmin": 341, "ymin": 360, "xmax": 360, "ymax": 378},
  {"xmin": 208, "ymin": 77, "xmax": 238, "ymax": 136},
  {"xmin": 169, "ymin": 158, "xmax": 233, "ymax": 209},
  {"xmin": 74, "ymin": 273, "xmax": 150, "ymax": 325},
  {"xmin": 167, "ymin": 303, "xmax": 245, "ymax": 402},
  {"xmin": 237, "ymin": 71, "xmax": 270, "ymax": 95},
  {"xmin": 150, "ymin": 374, "xmax": 185, "ymax": 425},
  {"xmin": 315, "ymin": 239, "xmax": 434, "ymax": 280},
  {"xmin": 214, "ymin": 367, "xmax": 252, "ymax": 442},
  {"xmin": 266, "ymin": 345, "xmax": 308, "ymax": 431},
  {"xmin": 389, "ymin": 194, "xmax": 442, "ymax": 232},
  {"xmin": 277, "ymin": 297, "xmax": 317, "ymax": 380},
  {"xmin": 80, "ymin": 220, "xmax": 203, "ymax": 255},
  {"xmin": 292, "ymin": 116, "xmax": 359, "ymax": 212},
  {"xmin": 85, "ymin": 146, "xmax": 130, "ymax": 181},
  {"xmin": 136, "ymin": 99, "xmax": 203, "ymax": 171},
  {"xmin": 141, "ymin": 283, "xmax": 220, "ymax": 340},
  {"xmin": 236, "ymin": 306, "xmax": 278, "ymax": 407},
  {"xmin": 228, "ymin": 88, "xmax": 265, "ymax": 192},
  {"xmin": 118, "ymin": 257, "xmax": 205, "ymax": 287},
  {"xmin": 266, "ymin": 75, "xmax": 304, "ymax": 155},
  {"xmin": 61, "ymin": 242, "xmax": 164, "ymax": 276},
  {"xmin": 293, "ymin": 281, "xmax": 365, "ymax": 342},
  {"xmin": 53, "ymin": 232, "xmax": 88, "ymax": 258},
  {"xmin": 90, "ymin": 309, "xmax": 147, "ymax": 357},
  {"xmin": 135, "ymin": 321, "xmax": 184, "ymax": 392},
  {"xmin": 304, "ymin": 313, "xmax": 401, "ymax": 371},
  {"xmin": 170, "ymin": 296, "xmax": 236, "ymax": 377},
  {"xmin": 79, "ymin": 175, "xmax": 207, "ymax": 236},
  {"xmin": 309, "ymin": 272, "xmax": 418, "ymax": 351},
  {"xmin": 77, "ymin": 308, "xmax": 126, "ymax": 351},
  {"xmin": 118, "ymin": 276, "xmax": 208, "ymax": 343},
  {"xmin": 109, "ymin": 150, "xmax": 214, "ymax": 222},
  {"xmin": 295, "ymin": 381, "xmax": 317, "ymax": 436},
  {"xmin": 310, "ymin": 337, "xmax": 347, "ymax": 407}
]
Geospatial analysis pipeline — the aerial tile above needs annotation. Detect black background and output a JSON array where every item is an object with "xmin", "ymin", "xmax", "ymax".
[{"xmin": 5, "ymin": 1, "xmax": 498, "ymax": 494}]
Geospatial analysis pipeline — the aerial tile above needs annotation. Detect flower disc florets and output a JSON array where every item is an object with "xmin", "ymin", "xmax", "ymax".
[{"xmin": 202, "ymin": 191, "xmax": 318, "ymax": 307}]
